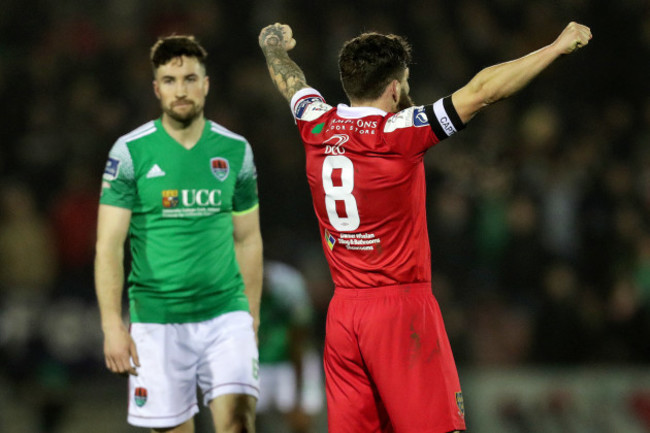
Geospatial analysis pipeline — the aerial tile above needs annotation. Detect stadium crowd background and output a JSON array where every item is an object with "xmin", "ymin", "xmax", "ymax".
[{"xmin": 0, "ymin": 0, "xmax": 648, "ymax": 431}]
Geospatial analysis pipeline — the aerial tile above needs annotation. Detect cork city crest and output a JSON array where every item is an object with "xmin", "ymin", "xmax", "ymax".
[
  {"xmin": 134, "ymin": 387, "xmax": 148, "ymax": 407},
  {"xmin": 210, "ymin": 157, "xmax": 230, "ymax": 181}
]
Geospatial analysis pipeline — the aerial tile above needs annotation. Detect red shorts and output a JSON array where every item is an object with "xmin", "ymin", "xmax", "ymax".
[{"xmin": 324, "ymin": 283, "xmax": 466, "ymax": 433}]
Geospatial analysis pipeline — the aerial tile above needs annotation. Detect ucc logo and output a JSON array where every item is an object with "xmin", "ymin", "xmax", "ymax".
[
  {"xmin": 324, "ymin": 134, "xmax": 349, "ymax": 155},
  {"xmin": 181, "ymin": 189, "xmax": 222, "ymax": 207}
]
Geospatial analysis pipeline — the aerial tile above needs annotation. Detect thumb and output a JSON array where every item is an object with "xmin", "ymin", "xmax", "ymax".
[{"xmin": 130, "ymin": 339, "xmax": 141, "ymax": 368}]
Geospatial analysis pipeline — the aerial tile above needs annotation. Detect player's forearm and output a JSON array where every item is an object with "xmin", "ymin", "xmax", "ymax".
[
  {"xmin": 235, "ymin": 233, "xmax": 263, "ymax": 327},
  {"xmin": 94, "ymin": 247, "xmax": 126, "ymax": 331},
  {"xmin": 452, "ymin": 22, "xmax": 590, "ymax": 124},
  {"xmin": 471, "ymin": 44, "xmax": 562, "ymax": 108},
  {"xmin": 259, "ymin": 23, "xmax": 309, "ymax": 102},
  {"xmin": 261, "ymin": 46, "xmax": 308, "ymax": 103}
]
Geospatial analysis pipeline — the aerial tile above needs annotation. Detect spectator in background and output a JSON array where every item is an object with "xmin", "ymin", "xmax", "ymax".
[
  {"xmin": 601, "ymin": 274, "xmax": 650, "ymax": 362},
  {"xmin": 531, "ymin": 261, "xmax": 597, "ymax": 364},
  {"xmin": 0, "ymin": 179, "xmax": 64, "ymax": 432},
  {"xmin": 0, "ymin": 180, "xmax": 56, "ymax": 302},
  {"xmin": 50, "ymin": 163, "xmax": 99, "ymax": 299},
  {"xmin": 500, "ymin": 192, "xmax": 548, "ymax": 308},
  {"xmin": 428, "ymin": 183, "xmax": 477, "ymax": 292}
]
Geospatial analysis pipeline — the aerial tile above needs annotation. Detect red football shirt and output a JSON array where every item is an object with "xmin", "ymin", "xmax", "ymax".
[{"xmin": 291, "ymin": 88, "xmax": 464, "ymax": 288}]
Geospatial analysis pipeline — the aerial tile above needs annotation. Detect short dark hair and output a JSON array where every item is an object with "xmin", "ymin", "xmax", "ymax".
[
  {"xmin": 150, "ymin": 35, "xmax": 208, "ymax": 73},
  {"xmin": 338, "ymin": 32, "xmax": 412, "ymax": 102}
]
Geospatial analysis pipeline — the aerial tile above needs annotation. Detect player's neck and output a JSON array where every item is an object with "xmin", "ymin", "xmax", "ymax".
[
  {"xmin": 161, "ymin": 115, "xmax": 205, "ymax": 150},
  {"xmin": 350, "ymin": 96, "xmax": 397, "ymax": 113},
  {"xmin": 349, "ymin": 80, "xmax": 402, "ymax": 113}
]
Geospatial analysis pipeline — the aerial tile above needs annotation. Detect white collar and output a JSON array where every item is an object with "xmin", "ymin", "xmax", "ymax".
[{"xmin": 336, "ymin": 104, "xmax": 387, "ymax": 118}]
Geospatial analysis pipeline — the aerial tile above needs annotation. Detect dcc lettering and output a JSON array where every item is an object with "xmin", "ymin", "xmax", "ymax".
[{"xmin": 325, "ymin": 145, "xmax": 346, "ymax": 155}]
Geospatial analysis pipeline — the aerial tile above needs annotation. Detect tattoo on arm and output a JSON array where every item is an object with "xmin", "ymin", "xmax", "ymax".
[
  {"xmin": 266, "ymin": 56, "xmax": 307, "ymax": 102},
  {"xmin": 260, "ymin": 28, "xmax": 307, "ymax": 102}
]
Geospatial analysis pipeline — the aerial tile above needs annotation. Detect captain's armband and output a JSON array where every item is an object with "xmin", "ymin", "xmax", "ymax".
[{"xmin": 425, "ymin": 96, "xmax": 465, "ymax": 140}]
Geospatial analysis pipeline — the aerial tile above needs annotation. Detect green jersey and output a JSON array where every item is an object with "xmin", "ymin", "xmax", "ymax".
[
  {"xmin": 258, "ymin": 261, "xmax": 314, "ymax": 364},
  {"xmin": 100, "ymin": 118, "xmax": 259, "ymax": 324}
]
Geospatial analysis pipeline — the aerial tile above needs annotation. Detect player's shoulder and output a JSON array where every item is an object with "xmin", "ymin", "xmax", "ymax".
[
  {"xmin": 206, "ymin": 120, "xmax": 249, "ymax": 145},
  {"xmin": 264, "ymin": 261, "xmax": 309, "ymax": 303},
  {"xmin": 383, "ymin": 106, "xmax": 430, "ymax": 133},
  {"xmin": 266, "ymin": 260, "xmax": 303, "ymax": 280},
  {"xmin": 116, "ymin": 120, "xmax": 158, "ymax": 146},
  {"xmin": 291, "ymin": 88, "xmax": 333, "ymax": 122},
  {"xmin": 108, "ymin": 121, "xmax": 158, "ymax": 161},
  {"xmin": 265, "ymin": 261, "xmax": 307, "ymax": 289}
]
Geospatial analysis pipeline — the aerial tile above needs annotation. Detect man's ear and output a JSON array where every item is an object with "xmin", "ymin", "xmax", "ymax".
[
  {"xmin": 153, "ymin": 80, "xmax": 161, "ymax": 100},
  {"xmin": 391, "ymin": 80, "xmax": 400, "ymax": 103}
]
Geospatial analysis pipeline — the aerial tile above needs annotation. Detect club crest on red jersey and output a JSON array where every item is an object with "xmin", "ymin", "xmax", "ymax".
[
  {"xmin": 210, "ymin": 157, "xmax": 230, "ymax": 181},
  {"xmin": 456, "ymin": 392, "xmax": 465, "ymax": 418},
  {"xmin": 134, "ymin": 387, "xmax": 148, "ymax": 407}
]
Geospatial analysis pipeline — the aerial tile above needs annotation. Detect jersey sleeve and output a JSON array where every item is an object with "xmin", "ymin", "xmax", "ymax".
[
  {"xmin": 232, "ymin": 141, "xmax": 259, "ymax": 214},
  {"xmin": 290, "ymin": 88, "xmax": 333, "ymax": 137},
  {"xmin": 99, "ymin": 138, "xmax": 137, "ymax": 209},
  {"xmin": 383, "ymin": 95, "xmax": 465, "ymax": 157}
]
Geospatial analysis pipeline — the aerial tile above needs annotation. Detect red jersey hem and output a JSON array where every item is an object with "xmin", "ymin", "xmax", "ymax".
[{"xmin": 333, "ymin": 281, "xmax": 431, "ymax": 298}]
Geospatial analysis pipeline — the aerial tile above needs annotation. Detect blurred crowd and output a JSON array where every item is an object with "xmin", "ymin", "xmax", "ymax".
[{"xmin": 0, "ymin": 0, "xmax": 649, "ymax": 429}]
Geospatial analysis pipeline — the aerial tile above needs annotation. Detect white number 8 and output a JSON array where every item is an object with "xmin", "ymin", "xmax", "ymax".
[{"xmin": 322, "ymin": 155, "xmax": 360, "ymax": 231}]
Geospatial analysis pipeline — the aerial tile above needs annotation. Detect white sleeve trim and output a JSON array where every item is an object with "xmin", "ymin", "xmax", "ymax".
[{"xmin": 290, "ymin": 88, "xmax": 323, "ymax": 112}]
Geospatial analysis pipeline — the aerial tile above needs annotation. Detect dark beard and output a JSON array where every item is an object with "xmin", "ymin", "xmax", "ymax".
[
  {"xmin": 163, "ymin": 102, "xmax": 202, "ymax": 126},
  {"xmin": 397, "ymin": 91, "xmax": 415, "ymax": 111}
]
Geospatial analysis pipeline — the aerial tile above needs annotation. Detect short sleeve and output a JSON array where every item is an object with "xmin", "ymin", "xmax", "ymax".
[
  {"xmin": 290, "ymin": 88, "xmax": 331, "ymax": 121},
  {"xmin": 232, "ymin": 141, "xmax": 259, "ymax": 214},
  {"xmin": 382, "ymin": 96, "xmax": 465, "ymax": 158},
  {"xmin": 99, "ymin": 139, "xmax": 137, "ymax": 209}
]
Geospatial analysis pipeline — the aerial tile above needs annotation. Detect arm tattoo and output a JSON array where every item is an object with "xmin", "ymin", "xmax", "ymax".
[{"xmin": 260, "ymin": 28, "xmax": 307, "ymax": 102}]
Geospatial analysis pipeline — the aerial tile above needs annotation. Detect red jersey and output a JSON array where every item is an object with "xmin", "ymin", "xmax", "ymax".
[{"xmin": 291, "ymin": 88, "xmax": 465, "ymax": 288}]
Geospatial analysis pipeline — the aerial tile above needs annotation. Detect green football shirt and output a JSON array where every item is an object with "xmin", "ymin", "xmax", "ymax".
[
  {"xmin": 258, "ymin": 261, "xmax": 314, "ymax": 364},
  {"xmin": 100, "ymin": 118, "xmax": 259, "ymax": 324}
]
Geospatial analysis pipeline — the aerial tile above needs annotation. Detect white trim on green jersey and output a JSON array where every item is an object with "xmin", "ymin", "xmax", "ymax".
[{"xmin": 210, "ymin": 120, "xmax": 245, "ymax": 141}]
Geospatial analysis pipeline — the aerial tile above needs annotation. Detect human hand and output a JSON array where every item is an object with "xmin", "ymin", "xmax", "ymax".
[
  {"xmin": 103, "ymin": 322, "xmax": 140, "ymax": 376},
  {"xmin": 553, "ymin": 21, "xmax": 592, "ymax": 55},
  {"xmin": 259, "ymin": 23, "xmax": 297, "ymax": 52},
  {"xmin": 287, "ymin": 407, "xmax": 312, "ymax": 433}
]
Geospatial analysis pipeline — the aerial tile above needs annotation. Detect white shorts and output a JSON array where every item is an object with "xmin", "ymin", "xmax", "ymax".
[
  {"xmin": 127, "ymin": 311, "xmax": 259, "ymax": 428},
  {"xmin": 256, "ymin": 348, "xmax": 324, "ymax": 415}
]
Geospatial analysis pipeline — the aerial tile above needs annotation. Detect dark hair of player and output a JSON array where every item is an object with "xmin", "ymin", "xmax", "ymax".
[
  {"xmin": 150, "ymin": 35, "xmax": 208, "ymax": 74},
  {"xmin": 338, "ymin": 33, "xmax": 412, "ymax": 102}
]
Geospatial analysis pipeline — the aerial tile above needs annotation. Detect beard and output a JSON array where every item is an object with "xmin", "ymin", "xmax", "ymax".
[
  {"xmin": 163, "ymin": 100, "xmax": 203, "ymax": 126},
  {"xmin": 397, "ymin": 89, "xmax": 414, "ymax": 111}
]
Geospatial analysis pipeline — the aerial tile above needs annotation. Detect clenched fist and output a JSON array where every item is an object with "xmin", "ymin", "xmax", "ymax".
[
  {"xmin": 553, "ymin": 21, "xmax": 592, "ymax": 55},
  {"xmin": 259, "ymin": 23, "xmax": 297, "ymax": 52}
]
